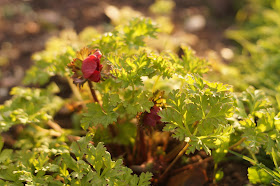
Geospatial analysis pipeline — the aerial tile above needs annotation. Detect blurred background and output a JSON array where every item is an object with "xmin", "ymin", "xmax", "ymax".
[{"xmin": 0, "ymin": 0, "xmax": 244, "ymax": 103}]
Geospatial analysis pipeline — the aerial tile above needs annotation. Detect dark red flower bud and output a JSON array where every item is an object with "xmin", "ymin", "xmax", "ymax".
[
  {"xmin": 67, "ymin": 48, "xmax": 103, "ymax": 87},
  {"xmin": 82, "ymin": 50, "xmax": 103, "ymax": 82},
  {"xmin": 143, "ymin": 105, "xmax": 161, "ymax": 127}
]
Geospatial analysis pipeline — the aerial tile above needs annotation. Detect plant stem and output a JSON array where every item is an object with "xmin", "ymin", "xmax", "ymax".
[
  {"xmin": 271, "ymin": 148, "xmax": 280, "ymax": 173},
  {"xmin": 229, "ymin": 137, "xmax": 246, "ymax": 150},
  {"xmin": 29, "ymin": 123, "xmax": 61, "ymax": 137},
  {"xmin": 88, "ymin": 81, "xmax": 100, "ymax": 104},
  {"xmin": 47, "ymin": 120, "xmax": 63, "ymax": 133},
  {"xmin": 160, "ymin": 142, "xmax": 190, "ymax": 180},
  {"xmin": 67, "ymin": 77, "xmax": 83, "ymax": 102},
  {"xmin": 249, "ymin": 149, "xmax": 258, "ymax": 163},
  {"xmin": 172, "ymin": 156, "xmax": 213, "ymax": 175},
  {"xmin": 152, "ymin": 76, "xmax": 160, "ymax": 93},
  {"xmin": 133, "ymin": 125, "xmax": 147, "ymax": 164},
  {"xmin": 164, "ymin": 142, "xmax": 185, "ymax": 162},
  {"xmin": 213, "ymin": 162, "xmax": 218, "ymax": 184}
]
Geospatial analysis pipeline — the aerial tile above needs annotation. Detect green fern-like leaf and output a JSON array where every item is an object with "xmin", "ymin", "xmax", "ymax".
[
  {"xmin": 159, "ymin": 75, "xmax": 233, "ymax": 154},
  {"xmin": 81, "ymin": 93, "xmax": 121, "ymax": 129},
  {"xmin": 64, "ymin": 136, "xmax": 152, "ymax": 185},
  {"xmin": 0, "ymin": 83, "xmax": 64, "ymax": 132}
]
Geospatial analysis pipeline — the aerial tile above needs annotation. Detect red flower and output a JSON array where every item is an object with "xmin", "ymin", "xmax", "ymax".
[
  {"xmin": 82, "ymin": 50, "xmax": 103, "ymax": 82},
  {"xmin": 143, "ymin": 105, "xmax": 161, "ymax": 127},
  {"xmin": 67, "ymin": 48, "xmax": 103, "ymax": 87}
]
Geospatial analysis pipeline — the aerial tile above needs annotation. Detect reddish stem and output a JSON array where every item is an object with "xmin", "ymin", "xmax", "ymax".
[
  {"xmin": 133, "ymin": 125, "xmax": 147, "ymax": 164},
  {"xmin": 88, "ymin": 81, "xmax": 100, "ymax": 104},
  {"xmin": 160, "ymin": 142, "xmax": 190, "ymax": 180}
]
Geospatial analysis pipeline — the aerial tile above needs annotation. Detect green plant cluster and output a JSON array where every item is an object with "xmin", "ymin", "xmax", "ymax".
[
  {"xmin": 232, "ymin": 87, "xmax": 280, "ymax": 184},
  {"xmin": 221, "ymin": 1, "xmax": 280, "ymax": 183},
  {"xmin": 160, "ymin": 75, "xmax": 233, "ymax": 155},
  {"xmin": 1, "ymin": 14, "xmax": 280, "ymax": 185},
  {"xmin": 0, "ymin": 134, "xmax": 152, "ymax": 186},
  {"xmin": 0, "ymin": 83, "xmax": 63, "ymax": 131}
]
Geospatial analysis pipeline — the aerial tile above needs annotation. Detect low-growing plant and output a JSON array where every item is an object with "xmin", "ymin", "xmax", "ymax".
[
  {"xmin": 229, "ymin": 87, "xmax": 280, "ymax": 185},
  {"xmin": 1, "ymin": 16, "xmax": 280, "ymax": 186}
]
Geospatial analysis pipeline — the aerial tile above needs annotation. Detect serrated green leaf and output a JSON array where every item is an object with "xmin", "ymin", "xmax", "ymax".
[
  {"xmin": 0, "ymin": 149, "xmax": 13, "ymax": 163},
  {"xmin": 81, "ymin": 93, "xmax": 122, "ymax": 129},
  {"xmin": 0, "ymin": 84, "xmax": 64, "ymax": 132},
  {"xmin": 248, "ymin": 166, "xmax": 272, "ymax": 184},
  {"xmin": 63, "ymin": 137, "xmax": 152, "ymax": 185},
  {"xmin": 175, "ymin": 46, "xmax": 209, "ymax": 76},
  {"xmin": 123, "ymin": 90, "xmax": 153, "ymax": 116},
  {"xmin": 161, "ymin": 75, "xmax": 233, "ymax": 154},
  {"xmin": 81, "ymin": 103, "xmax": 118, "ymax": 129}
]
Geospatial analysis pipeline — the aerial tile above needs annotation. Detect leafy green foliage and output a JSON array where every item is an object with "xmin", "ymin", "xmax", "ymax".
[
  {"xmin": 0, "ymin": 135, "xmax": 152, "ymax": 185},
  {"xmin": 159, "ymin": 74, "xmax": 233, "ymax": 154},
  {"xmin": 233, "ymin": 87, "xmax": 280, "ymax": 154},
  {"xmin": 172, "ymin": 46, "xmax": 209, "ymax": 76},
  {"xmin": 234, "ymin": 86, "xmax": 272, "ymax": 118},
  {"xmin": 231, "ymin": 87, "xmax": 280, "ymax": 184},
  {"xmin": 248, "ymin": 166, "xmax": 272, "ymax": 185},
  {"xmin": 0, "ymin": 83, "xmax": 63, "ymax": 132},
  {"xmin": 81, "ymin": 90, "xmax": 154, "ymax": 129},
  {"xmin": 62, "ymin": 136, "xmax": 152, "ymax": 185},
  {"xmin": 121, "ymin": 18, "xmax": 157, "ymax": 48},
  {"xmin": 81, "ymin": 93, "xmax": 122, "ymax": 129},
  {"xmin": 107, "ymin": 52, "xmax": 156, "ymax": 88},
  {"xmin": 91, "ymin": 18, "xmax": 158, "ymax": 55},
  {"xmin": 0, "ymin": 15, "xmax": 216, "ymax": 186},
  {"xmin": 5, "ymin": 12, "xmax": 280, "ymax": 185},
  {"xmin": 80, "ymin": 18, "xmax": 209, "ymax": 130},
  {"xmin": 229, "ymin": 149, "xmax": 280, "ymax": 185},
  {"xmin": 0, "ymin": 130, "xmax": 69, "ymax": 185}
]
